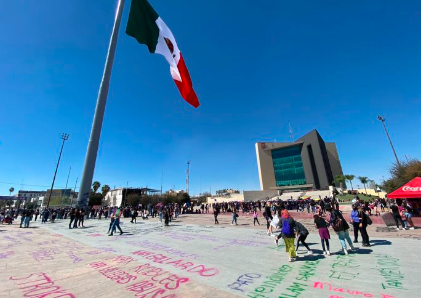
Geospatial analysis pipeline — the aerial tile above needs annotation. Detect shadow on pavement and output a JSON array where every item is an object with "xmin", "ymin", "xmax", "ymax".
[
  {"xmin": 370, "ymin": 239, "xmax": 392, "ymax": 246},
  {"xmin": 354, "ymin": 248, "xmax": 373, "ymax": 254}
]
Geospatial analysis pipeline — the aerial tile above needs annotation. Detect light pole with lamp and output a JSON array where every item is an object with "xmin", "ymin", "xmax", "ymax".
[
  {"xmin": 377, "ymin": 115, "xmax": 401, "ymax": 167},
  {"xmin": 46, "ymin": 133, "xmax": 70, "ymax": 209}
]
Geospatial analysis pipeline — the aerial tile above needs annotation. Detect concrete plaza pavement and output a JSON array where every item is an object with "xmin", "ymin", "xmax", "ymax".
[{"xmin": 1, "ymin": 212, "xmax": 420, "ymax": 298}]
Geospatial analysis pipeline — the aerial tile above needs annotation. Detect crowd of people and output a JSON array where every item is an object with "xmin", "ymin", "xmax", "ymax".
[
  {"xmin": 206, "ymin": 195, "xmax": 418, "ymax": 262},
  {"xmin": 1, "ymin": 194, "xmax": 418, "ymax": 260},
  {"xmin": 0, "ymin": 202, "xmax": 189, "ymax": 231}
]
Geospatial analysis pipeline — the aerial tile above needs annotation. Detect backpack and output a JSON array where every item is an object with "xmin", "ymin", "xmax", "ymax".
[
  {"xmin": 281, "ymin": 219, "xmax": 294, "ymax": 237},
  {"xmin": 332, "ymin": 214, "xmax": 344, "ymax": 232},
  {"xmin": 364, "ymin": 213, "xmax": 372, "ymax": 225}
]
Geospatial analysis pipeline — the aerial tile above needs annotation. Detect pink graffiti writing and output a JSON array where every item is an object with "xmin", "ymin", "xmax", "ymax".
[
  {"xmin": 109, "ymin": 255, "xmax": 136, "ymax": 265},
  {"xmin": 0, "ymin": 251, "xmax": 14, "ymax": 259},
  {"xmin": 132, "ymin": 263, "xmax": 189, "ymax": 290},
  {"xmin": 9, "ymin": 272, "xmax": 75, "ymax": 298},
  {"xmin": 89, "ymin": 262, "xmax": 137, "ymax": 284},
  {"xmin": 32, "ymin": 249, "xmax": 61, "ymax": 262},
  {"xmin": 89, "ymin": 261, "xmax": 187, "ymax": 298},
  {"xmin": 314, "ymin": 281, "xmax": 395, "ymax": 298},
  {"xmin": 131, "ymin": 250, "xmax": 219, "ymax": 277}
]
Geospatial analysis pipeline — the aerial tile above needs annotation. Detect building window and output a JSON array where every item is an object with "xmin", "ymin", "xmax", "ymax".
[{"xmin": 271, "ymin": 146, "xmax": 306, "ymax": 187}]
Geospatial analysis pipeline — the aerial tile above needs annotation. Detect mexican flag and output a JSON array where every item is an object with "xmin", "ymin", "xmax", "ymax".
[{"xmin": 126, "ymin": 0, "xmax": 200, "ymax": 108}]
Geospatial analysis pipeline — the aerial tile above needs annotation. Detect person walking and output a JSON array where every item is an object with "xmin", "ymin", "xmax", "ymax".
[
  {"xmin": 69, "ymin": 209, "xmax": 76, "ymax": 229},
  {"xmin": 231, "ymin": 209, "xmax": 238, "ymax": 225},
  {"xmin": 403, "ymin": 201, "xmax": 415, "ymax": 230},
  {"xmin": 24, "ymin": 209, "xmax": 32, "ymax": 228},
  {"xmin": 42, "ymin": 209, "xmax": 50, "ymax": 224},
  {"xmin": 51, "ymin": 210, "xmax": 57, "ymax": 223},
  {"xmin": 264, "ymin": 202, "xmax": 273, "ymax": 234},
  {"xmin": 107, "ymin": 213, "xmax": 115, "ymax": 234},
  {"xmin": 294, "ymin": 220, "xmax": 313, "ymax": 255},
  {"xmin": 213, "ymin": 205, "xmax": 220, "ymax": 225},
  {"xmin": 314, "ymin": 214, "xmax": 331, "ymax": 256},
  {"xmin": 34, "ymin": 209, "xmax": 39, "ymax": 221},
  {"xmin": 327, "ymin": 206, "xmax": 357, "ymax": 255},
  {"xmin": 19, "ymin": 209, "xmax": 27, "ymax": 228},
  {"xmin": 109, "ymin": 208, "xmax": 123, "ymax": 236},
  {"xmin": 78, "ymin": 209, "xmax": 85, "ymax": 228},
  {"xmin": 358, "ymin": 206, "xmax": 370, "ymax": 247},
  {"xmin": 253, "ymin": 209, "xmax": 260, "ymax": 226},
  {"xmin": 350, "ymin": 204, "xmax": 361, "ymax": 243},
  {"xmin": 164, "ymin": 208, "xmax": 170, "ymax": 226},
  {"xmin": 73, "ymin": 209, "xmax": 80, "ymax": 228},
  {"xmin": 275, "ymin": 210, "xmax": 297, "ymax": 262},
  {"xmin": 390, "ymin": 202, "xmax": 405, "ymax": 230},
  {"xmin": 130, "ymin": 208, "xmax": 138, "ymax": 224}
]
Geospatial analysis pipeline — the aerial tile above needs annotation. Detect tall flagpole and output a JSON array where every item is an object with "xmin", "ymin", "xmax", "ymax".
[{"xmin": 77, "ymin": 0, "xmax": 125, "ymax": 207}]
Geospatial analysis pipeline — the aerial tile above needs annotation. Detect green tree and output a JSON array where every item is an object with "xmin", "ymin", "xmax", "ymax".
[
  {"xmin": 101, "ymin": 184, "xmax": 111, "ymax": 198},
  {"xmin": 358, "ymin": 176, "xmax": 369, "ymax": 194},
  {"xmin": 333, "ymin": 175, "xmax": 346, "ymax": 190},
  {"xmin": 92, "ymin": 181, "xmax": 101, "ymax": 193},
  {"xmin": 9, "ymin": 187, "xmax": 14, "ymax": 196},
  {"xmin": 179, "ymin": 193, "xmax": 191, "ymax": 205},
  {"xmin": 382, "ymin": 159, "xmax": 421, "ymax": 193},
  {"xmin": 344, "ymin": 175, "xmax": 355, "ymax": 191},
  {"xmin": 88, "ymin": 192, "xmax": 103, "ymax": 207},
  {"xmin": 126, "ymin": 193, "xmax": 141, "ymax": 207}
]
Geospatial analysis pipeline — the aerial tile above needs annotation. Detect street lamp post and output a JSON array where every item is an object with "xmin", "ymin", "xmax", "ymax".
[
  {"xmin": 377, "ymin": 115, "xmax": 401, "ymax": 167},
  {"xmin": 61, "ymin": 166, "xmax": 72, "ymax": 207},
  {"xmin": 46, "ymin": 133, "xmax": 69, "ymax": 209}
]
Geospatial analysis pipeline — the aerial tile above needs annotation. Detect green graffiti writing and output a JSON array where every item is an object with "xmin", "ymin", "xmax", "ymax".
[{"xmin": 247, "ymin": 265, "xmax": 293, "ymax": 298}]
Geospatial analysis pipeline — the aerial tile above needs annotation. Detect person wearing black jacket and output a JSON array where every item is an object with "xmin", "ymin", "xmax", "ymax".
[
  {"xmin": 264, "ymin": 202, "xmax": 273, "ymax": 233},
  {"xmin": 69, "ymin": 209, "xmax": 76, "ymax": 229},
  {"xmin": 390, "ymin": 203, "xmax": 404, "ymax": 230},
  {"xmin": 131, "ymin": 209, "xmax": 138, "ymax": 224},
  {"xmin": 295, "ymin": 221, "xmax": 313, "ymax": 255},
  {"xmin": 213, "ymin": 205, "xmax": 220, "ymax": 224},
  {"xmin": 358, "ymin": 206, "xmax": 370, "ymax": 247},
  {"xmin": 327, "ymin": 207, "xmax": 357, "ymax": 255}
]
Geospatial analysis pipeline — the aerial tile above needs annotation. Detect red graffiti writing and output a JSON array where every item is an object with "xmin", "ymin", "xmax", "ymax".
[
  {"xmin": 9, "ymin": 272, "xmax": 75, "ymax": 298},
  {"xmin": 131, "ymin": 250, "xmax": 219, "ymax": 277},
  {"xmin": 314, "ymin": 281, "xmax": 395, "ymax": 298},
  {"xmin": 89, "ymin": 261, "xmax": 188, "ymax": 298},
  {"xmin": 89, "ymin": 262, "xmax": 137, "ymax": 284}
]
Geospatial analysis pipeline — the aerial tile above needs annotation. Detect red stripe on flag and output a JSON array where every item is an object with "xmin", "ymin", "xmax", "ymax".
[{"xmin": 174, "ymin": 53, "xmax": 200, "ymax": 108}]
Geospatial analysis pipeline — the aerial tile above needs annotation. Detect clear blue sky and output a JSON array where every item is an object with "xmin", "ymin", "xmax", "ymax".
[{"xmin": 1, "ymin": 0, "xmax": 421, "ymax": 196}]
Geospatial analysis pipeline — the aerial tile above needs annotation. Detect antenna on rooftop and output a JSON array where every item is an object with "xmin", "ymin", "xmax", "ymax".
[{"xmin": 288, "ymin": 122, "xmax": 294, "ymax": 141}]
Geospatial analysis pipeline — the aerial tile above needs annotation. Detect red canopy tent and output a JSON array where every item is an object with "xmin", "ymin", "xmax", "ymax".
[{"xmin": 387, "ymin": 177, "xmax": 421, "ymax": 199}]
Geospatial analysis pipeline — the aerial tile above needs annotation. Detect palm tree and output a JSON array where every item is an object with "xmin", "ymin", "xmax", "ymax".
[
  {"xmin": 9, "ymin": 187, "xmax": 14, "ymax": 196},
  {"xmin": 101, "ymin": 184, "xmax": 111, "ymax": 198},
  {"xmin": 333, "ymin": 175, "xmax": 346, "ymax": 190},
  {"xmin": 92, "ymin": 181, "xmax": 101, "ymax": 193},
  {"xmin": 344, "ymin": 175, "xmax": 355, "ymax": 191},
  {"xmin": 358, "ymin": 176, "xmax": 369, "ymax": 194}
]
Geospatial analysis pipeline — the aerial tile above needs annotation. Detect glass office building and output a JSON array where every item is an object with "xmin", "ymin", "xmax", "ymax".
[
  {"xmin": 271, "ymin": 146, "xmax": 306, "ymax": 186},
  {"xmin": 256, "ymin": 130, "xmax": 343, "ymax": 191}
]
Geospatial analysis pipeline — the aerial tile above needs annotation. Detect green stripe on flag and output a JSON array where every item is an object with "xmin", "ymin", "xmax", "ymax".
[{"xmin": 126, "ymin": 0, "xmax": 160, "ymax": 53}]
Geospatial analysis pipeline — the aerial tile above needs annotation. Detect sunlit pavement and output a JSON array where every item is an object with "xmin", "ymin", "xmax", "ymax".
[{"xmin": 1, "ymin": 214, "xmax": 420, "ymax": 298}]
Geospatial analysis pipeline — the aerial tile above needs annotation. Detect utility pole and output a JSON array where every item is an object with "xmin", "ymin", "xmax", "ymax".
[
  {"xmin": 70, "ymin": 177, "xmax": 78, "ymax": 208},
  {"xmin": 186, "ymin": 161, "xmax": 190, "ymax": 195},
  {"xmin": 46, "ymin": 133, "xmax": 69, "ymax": 209},
  {"xmin": 61, "ymin": 166, "xmax": 72, "ymax": 207},
  {"xmin": 160, "ymin": 168, "xmax": 164, "ymax": 197},
  {"xmin": 377, "ymin": 115, "xmax": 401, "ymax": 167}
]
